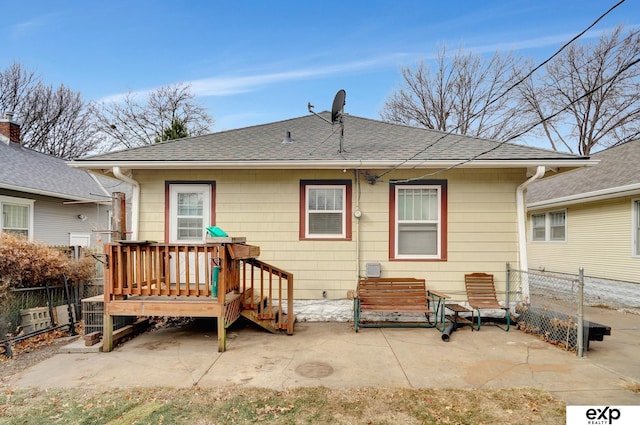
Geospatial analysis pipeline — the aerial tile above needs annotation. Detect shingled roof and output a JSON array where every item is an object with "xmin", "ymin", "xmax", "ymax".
[
  {"xmin": 527, "ymin": 139, "xmax": 640, "ymax": 208},
  {"xmin": 0, "ymin": 140, "xmax": 112, "ymax": 202},
  {"xmin": 72, "ymin": 113, "xmax": 591, "ymax": 169}
]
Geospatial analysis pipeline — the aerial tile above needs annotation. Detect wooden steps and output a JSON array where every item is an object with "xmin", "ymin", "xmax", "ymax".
[{"xmin": 240, "ymin": 294, "xmax": 295, "ymax": 334}]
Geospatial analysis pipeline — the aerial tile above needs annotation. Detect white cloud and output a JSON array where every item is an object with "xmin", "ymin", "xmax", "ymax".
[
  {"xmin": 98, "ymin": 54, "xmax": 408, "ymax": 103},
  {"xmin": 9, "ymin": 13, "xmax": 62, "ymax": 38},
  {"xmin": 10, "ymin": 19, "xmax": 44, "ymax": 37}
]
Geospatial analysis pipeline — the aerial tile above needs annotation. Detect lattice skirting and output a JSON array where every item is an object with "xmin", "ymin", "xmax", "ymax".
[{"xmin": 224, "ymin": 296, "xmax": 242, "ymax": 328}]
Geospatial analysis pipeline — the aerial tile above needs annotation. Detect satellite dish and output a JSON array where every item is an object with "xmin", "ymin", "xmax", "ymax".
[
  {"xmin": 331, "ymin": 89, "xmax": 346, "ymax": 123},
  {"xmin": 307, "ymin": 89, "xmax": 348, "ymax": 153}
]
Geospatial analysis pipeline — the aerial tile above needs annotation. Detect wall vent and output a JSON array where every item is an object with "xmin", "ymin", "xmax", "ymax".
[{"xmin": 366, "ymin": 262, "xmax": 381, "ymax": 278}]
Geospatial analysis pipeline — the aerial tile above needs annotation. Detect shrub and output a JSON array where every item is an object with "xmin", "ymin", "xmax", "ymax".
[
  {"xmin": 0, "ymin": 233, "xmax": 67, "ymax": 289},
  {"xmin": 0, "ymin": 233, "xmax": 96, "ymax": 291}
]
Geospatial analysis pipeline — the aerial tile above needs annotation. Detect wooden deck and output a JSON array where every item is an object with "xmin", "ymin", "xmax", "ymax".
[{"xmin": 101, "ymin": 240, "xmax": 294, "ymax": 352}]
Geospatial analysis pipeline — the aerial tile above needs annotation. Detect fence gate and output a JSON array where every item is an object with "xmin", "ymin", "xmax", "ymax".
[{"xmin": 507, "ymin": 263, "xmax": 586, "ymax": 357}]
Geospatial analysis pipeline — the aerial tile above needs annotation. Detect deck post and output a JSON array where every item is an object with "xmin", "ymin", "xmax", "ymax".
[
  {"xmin": 103, "ymin": 244, "xmax": 114, "ymax": 352},
  {"xmin": 287, "ymin": 275, "xmax": 294, "ymax": 335},
  {"xmin": 217, "ymin": 315, "xmax": 226, "ymax": 352},
  {"xmin": 217, "ymin": 242, "xmax": 230, "ymax": 352},
  {"xmin": 102, "ymin": 313, "xmax": 114, "ymax": 352}
]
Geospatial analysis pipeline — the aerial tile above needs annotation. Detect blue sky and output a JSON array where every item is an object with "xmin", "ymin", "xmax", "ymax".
[{"xmin": 1, "ymin": 1, "xmax": 638, "ymax": 138}]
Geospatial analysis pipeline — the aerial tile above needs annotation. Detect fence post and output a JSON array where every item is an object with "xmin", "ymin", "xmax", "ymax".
[
  {"xmin": 506, "ymin": 262, "xmax": 511, "ymax": 307},
  {"xmin": 577, "ymin": 267, "xmax": 584, "ymax": 358},
  {"xmin": 44, "ymin": 281, "xmax": 56, "ymax": 328},
  {"xmin": 62, "ymin": 274, "xmax": 77, "ymax": 336}
]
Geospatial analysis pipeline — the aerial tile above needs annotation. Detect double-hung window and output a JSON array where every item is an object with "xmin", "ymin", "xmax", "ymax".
[
  {"xmin": 390, "ymin": 181, "xmax": 447, "ymax": 260},
  {"xmin": 0, "ymin": 196, "xmax": 34, "ymax": 240},
  {"xmin": 300, "ymin": 180, "xmax": 351, "ymax": 240},
  {"xmin": 531, "ymin": 210, "xmax": 566, "ymax": 242},
  {"xmin": 531, "ymin": 214, "xmax": 546, "ymax": 241},
  {"xmin": 167, "ymin": 183, "xmax": 214, "ymax": 243}
]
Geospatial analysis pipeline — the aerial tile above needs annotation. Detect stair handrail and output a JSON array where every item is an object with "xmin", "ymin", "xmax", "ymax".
[{"xmin": 241, "ymin": 257, "xmax": 294, "ymax": 334}]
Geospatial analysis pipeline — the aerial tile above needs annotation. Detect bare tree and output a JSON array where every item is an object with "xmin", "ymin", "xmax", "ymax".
[
  {"xmin": 381, "ymin": 46, "xmax": 533, "ymax": 141},
  {"xmin": 1, "ymin": 62, "xmax": 98, "ymax": 159},
  {"xmin": 0, "ymin": 62, "xmax": 38, "ymax": 114},
  {"xmin": 22, "ymin": 83, "xmax": 98, "ymax": 158},
  {"xmin": 519, "ymin": 25, "xmax": 640, "ymax": 155},
  {"xmin": 91, "ymin": 83, "xmax": 214, "ymax": 149}
]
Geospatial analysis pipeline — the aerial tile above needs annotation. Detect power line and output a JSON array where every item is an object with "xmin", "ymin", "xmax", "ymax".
[
  {"xmin": 393, "ymin": 55, "xmax": 640, "ymax": 183},
  {"xmin": 374, "ymin": 0, "xmax": 627, "ymax": 183},
  {"xmin": 485, "ymin": 0, "xmax": 626, "ymax": 111}
]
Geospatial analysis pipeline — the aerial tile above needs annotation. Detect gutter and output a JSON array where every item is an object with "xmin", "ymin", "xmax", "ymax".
[
  {"xmin": 68, "ymin": 158, "xmax": 595, "ymax": 170},
  {"xmin": 528, "ymin": 182, "xmax": 640, "ymax": 210},
  {"xmin": 112, "ymin": 167, "xmax": 139, "ymax": 240},
  {"xmin": 0, "ymin": 183, "xmax": 108, "ymax": 203},
  {"xmin": 516, "ymin": 166, "xmax": 545, "ymax": 301}
]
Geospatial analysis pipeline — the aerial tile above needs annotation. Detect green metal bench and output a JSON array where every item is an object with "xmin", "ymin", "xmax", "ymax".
[{"xmin": 353, "ymin": 277, "xmax": 448, "ymax": 332}]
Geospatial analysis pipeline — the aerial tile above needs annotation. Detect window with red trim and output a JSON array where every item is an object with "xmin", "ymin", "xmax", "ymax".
[
  {"xmin": 390, "ymin": 180, "xmax": 447, "ymax": 260},
  {"xmin": 300, "ymin": 180, "xmax": 352, "ymax": 240}
]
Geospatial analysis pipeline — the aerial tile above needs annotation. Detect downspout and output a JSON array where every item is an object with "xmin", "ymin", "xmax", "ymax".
[
  {"xmin": 516, "ymin": 165, "xmax": 545, "ymax": 302},
  {"xmin": 112, "ymin": 167, "xmax": 140, "ymax": 241},
  {"xmin": 353, "ymin": 169, "xmax": 361, "ymax": 283}
]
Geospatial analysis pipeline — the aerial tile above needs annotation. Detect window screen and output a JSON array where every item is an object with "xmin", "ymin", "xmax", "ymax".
[
  {"xmin": 396, "ymin": 187, "xmax": 439, "ymax": 257},
  {"xmin": 307, "ymin": 186, "xmax": 345, "ymax": 237},
  {"xmin": 2, "ymin": 203, "xmax": 29, "ymax": 237}
]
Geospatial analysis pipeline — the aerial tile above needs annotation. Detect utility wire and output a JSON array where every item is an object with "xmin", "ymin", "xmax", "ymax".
[
  {"xmin": 307, "ymin": 124, "xmax": 340, "ymax": 156},
  {"xmin": 392, "ymin": 55, "xmax": 640, "ymax": 183},
  {"xmin": 482, "ymin": 0, "xmax": 626, "ymax": 112},
  {"xmin": 374, "ymin": 0, "xmax": 627, "ymax": 183}
]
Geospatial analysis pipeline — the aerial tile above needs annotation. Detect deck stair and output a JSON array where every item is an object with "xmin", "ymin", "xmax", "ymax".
[{"xmin": 240, "ymin": 291, "xmax": 295, "ymax": 334}]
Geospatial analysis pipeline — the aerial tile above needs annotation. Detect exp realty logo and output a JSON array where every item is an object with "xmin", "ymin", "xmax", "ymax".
[
  {"xmin": 585, "ymin": 407, "xmax": 620, "ymax": 424},
  {"xmin": 567, "ymin": 406, "xmax": 639, "ymax": 425}
]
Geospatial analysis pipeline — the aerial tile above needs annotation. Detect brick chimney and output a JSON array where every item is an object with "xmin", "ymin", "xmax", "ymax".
[{"xmin": 0, "ymin": 112, "xmax": 21, "ymax": 145}]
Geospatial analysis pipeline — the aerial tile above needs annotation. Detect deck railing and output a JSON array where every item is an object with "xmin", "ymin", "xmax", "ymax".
[{"xmin": 104, "ymin": 242, "xmax": 219, "ymax": 299}]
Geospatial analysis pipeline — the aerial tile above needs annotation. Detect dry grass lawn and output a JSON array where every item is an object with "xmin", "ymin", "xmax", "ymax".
[{"xmin": 0, "ymin": 386, "xmax": 566, "ymax": 424}]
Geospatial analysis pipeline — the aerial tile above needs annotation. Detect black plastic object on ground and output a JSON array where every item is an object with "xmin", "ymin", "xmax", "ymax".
[{"xmin": 442, "ymin": 322, "xmax": 457, "ymax": 341}]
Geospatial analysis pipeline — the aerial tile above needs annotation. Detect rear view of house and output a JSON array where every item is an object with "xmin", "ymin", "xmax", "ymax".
[{"xmin": 71, "ymin": 112, "xmax": 593, "ymax": 300}]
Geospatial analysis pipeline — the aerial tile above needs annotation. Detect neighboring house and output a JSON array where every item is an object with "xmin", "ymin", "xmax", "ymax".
[
  {"xmin": 69, "ymin": 112, "xmax": 593, "ymax": 299},
  {"xmin": 527, "ymin": 139, "xmax": 640, "ymax": 285},
  {"xmin": 0, "ymin": 113, "xmax": 127, "ymax": 248}
]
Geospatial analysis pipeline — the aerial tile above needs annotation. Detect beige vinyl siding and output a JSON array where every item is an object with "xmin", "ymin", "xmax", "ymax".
[
  {"xmin": 527, "ymin": 197, "xmax": 640, "ymax": 284},
  {"xmin": 133, "ymin": 168, "xmax": 525, "ymax": 299}
]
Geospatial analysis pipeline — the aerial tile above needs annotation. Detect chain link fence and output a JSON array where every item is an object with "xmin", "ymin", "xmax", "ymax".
[
  {"xmin": 81, "ymin": 252, "xmax": 105, "ymax": 299},
  {"xmin": 507, "ymin": 264, "xmax": 589, "ymax": 356}
]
